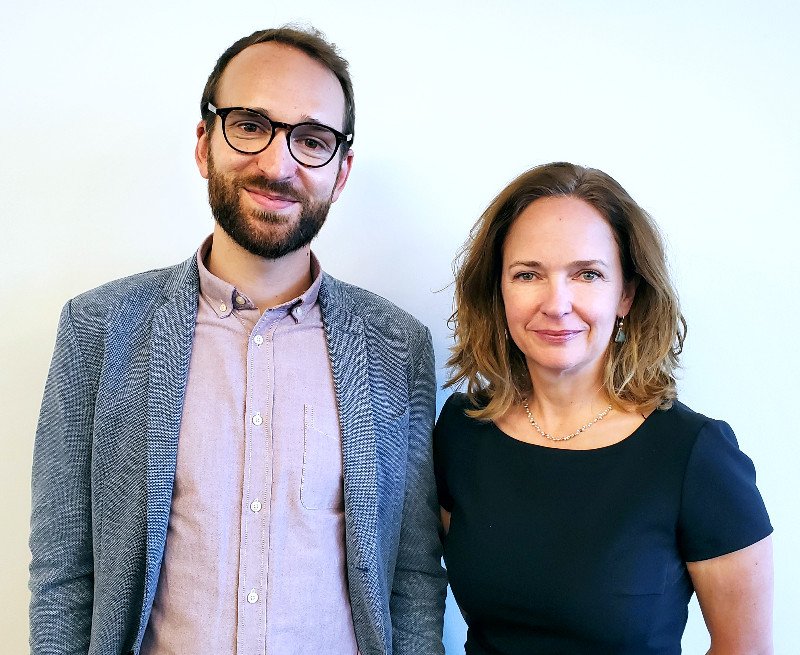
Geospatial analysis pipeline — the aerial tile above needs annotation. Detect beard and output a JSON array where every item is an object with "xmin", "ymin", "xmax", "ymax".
[{"xmin": 207, "ymin": 154, "xmax": 334, "ymax": 260}]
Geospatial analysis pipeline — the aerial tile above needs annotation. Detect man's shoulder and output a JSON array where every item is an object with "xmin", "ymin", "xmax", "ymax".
[
  {"xmin": 320, "ymin": 274, "xmax": 428, "ymax": 337},
  {"xmin": 68, "ymin": 255, "xmax": 197, "ymax": 324}
]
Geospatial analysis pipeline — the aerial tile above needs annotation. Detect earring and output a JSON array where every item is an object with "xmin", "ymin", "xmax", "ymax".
[{"xmin": 614, "ymin": 316, "xmax": 626, "ymax": 344}]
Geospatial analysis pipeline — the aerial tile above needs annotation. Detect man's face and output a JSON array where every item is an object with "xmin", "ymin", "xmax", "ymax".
[{"xmin": 196, "ymin": 42, "xmax": 352, "ymax": 259}]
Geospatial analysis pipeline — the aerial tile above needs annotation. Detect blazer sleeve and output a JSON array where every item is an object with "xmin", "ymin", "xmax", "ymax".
[
  {"xmin": 29, "ymin": 301, "xmax": 96, "ymax": 654},
  {"xmin": 389, "ymin": 326, "xmax": 447, "ymax": 655}
]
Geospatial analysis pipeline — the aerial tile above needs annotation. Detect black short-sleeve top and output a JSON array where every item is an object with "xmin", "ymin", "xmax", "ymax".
[{"xmin": 433, "ymin": 393, "xmax": 772, "ymax": 655}]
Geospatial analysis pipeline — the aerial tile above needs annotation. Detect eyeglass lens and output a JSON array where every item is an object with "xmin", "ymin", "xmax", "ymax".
[{"xmin": 223, "ymin": 109, "xmax": 339, "ymax": 166}]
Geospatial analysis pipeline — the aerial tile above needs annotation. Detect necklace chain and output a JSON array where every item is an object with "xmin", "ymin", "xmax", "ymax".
[{"xmin": 522, "ymin": 398, "xmax": 612, "ymax": 442}]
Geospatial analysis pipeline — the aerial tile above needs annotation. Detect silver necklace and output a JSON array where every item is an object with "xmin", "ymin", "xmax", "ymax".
[{"xmin": 522, "ymin": 398, "xmax": 612, "ymax": 442}]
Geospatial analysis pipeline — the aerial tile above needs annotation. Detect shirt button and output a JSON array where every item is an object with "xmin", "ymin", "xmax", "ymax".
[
  {"xmin": 252, "ymin": 413, "xmax": 263, "ymax": 426},
  {"xmin": 219, "ymin": 303, "xmax": 227, "ymax": 313},
  {"xmin": 247, "ymin": 590, "xmax": 259, "ymax": 604},
  {"xmin": 250, "ymin": 499, "xmax": 262, "ymax": 512},
  {"xmin": 235, "ymin": 295, "xmax": 246, "ymax": 305},
  {"xmin": 253, "ymin": 335, "xmax": 264, "ymax": 346}
]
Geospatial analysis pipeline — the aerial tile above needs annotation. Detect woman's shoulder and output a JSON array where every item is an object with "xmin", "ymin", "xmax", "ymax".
[
  {"xmin": 438, "ymin": 391, "xmax": 487, "ymax": 423},
  {"xmin": 435, "ymin": 392, "xmax": 489, "ymax": 442},
  {"xmin": 651, "ymin": 400, "xmax": 752, "ymax": 467},
  {"xmin": 652, "ymin": 399, "xmax": 725, "ymax": 441},
  {"xmin": 442, "ymin": 391, "xmax": 476, "ymax": 411},
  {"xmin": 433, "ymin": 393, "xmax": 487, "ymax": 477}
]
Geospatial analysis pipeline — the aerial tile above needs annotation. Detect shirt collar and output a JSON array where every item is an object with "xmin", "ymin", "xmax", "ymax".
[{"xmin": 195, "ymin": 235, "xmax": 323, "ymax": 323}]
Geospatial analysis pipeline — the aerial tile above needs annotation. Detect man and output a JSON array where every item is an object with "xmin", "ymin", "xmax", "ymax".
[{"xmin": 29, "ymin": 27, "xmax": 446, "ymax": 655}]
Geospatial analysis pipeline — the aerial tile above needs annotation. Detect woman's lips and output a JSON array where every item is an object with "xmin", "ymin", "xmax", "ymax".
[{"xmin": 533, "ymin": 330, "xmax": 582, "ymax": 343}]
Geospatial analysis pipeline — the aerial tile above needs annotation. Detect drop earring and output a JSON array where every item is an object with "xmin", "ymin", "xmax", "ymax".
[{"xmin": 614, "ymin": 316, "xmax": 626, "ymax": 344}]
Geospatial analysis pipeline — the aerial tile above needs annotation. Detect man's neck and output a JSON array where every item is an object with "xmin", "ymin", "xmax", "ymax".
[{"xmin": 206, "ymin": 225, "xmax": 314, "ymax": 311}]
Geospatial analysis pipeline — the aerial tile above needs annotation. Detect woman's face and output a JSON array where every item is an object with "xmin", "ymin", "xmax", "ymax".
[{"xmin": 501, "ymin": 195, "xmax": 634, "ymax": 383}]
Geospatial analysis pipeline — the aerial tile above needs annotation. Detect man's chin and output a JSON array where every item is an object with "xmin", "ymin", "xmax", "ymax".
[
  {"xmin": 215, "ymin": 215, "xmax": 315, "ymax": 260},
  {"xmin": 249, "ymin": 209, "xmax": 296, "ymax": 226},
  {"xmin": 227, "ymin": 233, "xmax": 299, "ymax": 260}
]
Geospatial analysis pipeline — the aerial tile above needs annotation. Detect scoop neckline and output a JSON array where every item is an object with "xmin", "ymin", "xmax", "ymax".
[{"xmin": 488, "ymin": 407, "xmax": 661, "ymax": 454}]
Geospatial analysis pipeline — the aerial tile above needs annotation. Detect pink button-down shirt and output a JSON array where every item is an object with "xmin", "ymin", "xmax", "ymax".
[{"xmin": 140, "ymin": 238, "xmax": 358, "ymax": 654}]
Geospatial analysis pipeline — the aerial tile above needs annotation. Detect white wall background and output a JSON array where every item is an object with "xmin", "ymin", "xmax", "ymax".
[{"xmin": 2, "ymin": 1, "xmax": 798, "ymax": 652}]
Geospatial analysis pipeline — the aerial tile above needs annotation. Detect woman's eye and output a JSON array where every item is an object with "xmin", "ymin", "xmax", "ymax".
[
  {"xmin": 579, "ymin": 270, "xmax": 601, "ymax": 281},
  {"xmin": 515, "ymin": 272, "xmax": 536, "ymax": 281}
]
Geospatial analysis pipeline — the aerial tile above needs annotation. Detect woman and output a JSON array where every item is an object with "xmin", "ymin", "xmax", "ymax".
[{"xmin": 434, "ymin": 162, "xmax": 773, "ymax": 654}]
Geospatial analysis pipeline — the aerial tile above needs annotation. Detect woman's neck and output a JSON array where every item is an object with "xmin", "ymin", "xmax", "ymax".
[{"xmin": 525, "ymin": 365, "xmax": 610, "ymax": 434}]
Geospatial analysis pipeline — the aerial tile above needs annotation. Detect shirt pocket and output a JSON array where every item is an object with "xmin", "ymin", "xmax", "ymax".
[{"xmin": 301, "ymin": 404, "xmax": 344, "ymax": 510}]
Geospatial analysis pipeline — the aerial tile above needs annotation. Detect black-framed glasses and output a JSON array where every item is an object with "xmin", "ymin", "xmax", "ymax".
[{"xmin": 206, "ymin": 102, "xmax": 352, "ymax": 168}]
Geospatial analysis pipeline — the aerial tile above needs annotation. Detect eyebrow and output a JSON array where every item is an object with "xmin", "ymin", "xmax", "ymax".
[
  {"xmin": 507, "ymin": 259, "xmax": 610, "ymax": 268},
  {"xmin": 248, "ymin": 106, "xmax": 332, "ymax": 127}
]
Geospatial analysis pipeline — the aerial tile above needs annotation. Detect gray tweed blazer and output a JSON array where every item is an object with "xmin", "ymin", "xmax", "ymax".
[{"xmin": 29, "ymin": 255, "xmax": 446, "ymax": 655}]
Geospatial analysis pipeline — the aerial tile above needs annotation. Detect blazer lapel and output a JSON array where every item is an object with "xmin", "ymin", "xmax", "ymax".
[
  {"xmin": 319, "ymin": 274, "xmax": 378, "ymax": 573},
  {"xmin": 137, "ymin": 257, "xmax": 199, "ymax": 637},
  {"xmin": 320, "ymin": 275, "xmax": 387, "ymax": 653}
]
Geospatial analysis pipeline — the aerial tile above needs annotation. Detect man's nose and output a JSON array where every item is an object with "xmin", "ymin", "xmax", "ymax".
[{"xmin": 254, "ymin": 130, "xmax": 297, "ymax": 180}]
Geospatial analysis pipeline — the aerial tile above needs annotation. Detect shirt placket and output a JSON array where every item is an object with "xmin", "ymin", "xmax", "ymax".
[{"xmin": 237, "ymin": 310, "xmax": 281, "ymax": 654}]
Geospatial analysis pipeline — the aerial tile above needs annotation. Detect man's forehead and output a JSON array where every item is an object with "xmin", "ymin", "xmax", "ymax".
[{"xmin": 216, "ymin": 42, "xmax": 345, "ymax": 125}]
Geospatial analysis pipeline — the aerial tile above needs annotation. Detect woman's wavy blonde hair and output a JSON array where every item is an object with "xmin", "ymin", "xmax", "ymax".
[{"xmin": 446, "ymin": 162, "xmax": 686, "ymax": 420}]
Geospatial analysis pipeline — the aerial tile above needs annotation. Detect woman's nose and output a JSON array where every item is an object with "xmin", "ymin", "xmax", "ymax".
[{"xmin": 540, "ymin": 279, "xmax": 572, "ymax": 317}]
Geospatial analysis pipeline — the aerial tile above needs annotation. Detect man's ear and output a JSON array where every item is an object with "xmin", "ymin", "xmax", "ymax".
[
  {"xmin": 330, "ymin": 148, "xmax": 354, "ymax": 203},
  {"xmin": 195, "ymin": 120, "xmax": 210, "ymax": 179}
]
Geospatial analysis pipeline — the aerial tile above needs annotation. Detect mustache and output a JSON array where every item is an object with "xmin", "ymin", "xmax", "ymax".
[{"xmin": 236, "ymin": 176, "xmax": 302, "ymax": 202}]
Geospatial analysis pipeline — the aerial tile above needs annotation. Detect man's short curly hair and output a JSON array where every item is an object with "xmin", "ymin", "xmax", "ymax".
[{"xmin": 199, "ymin": 25, "xmax": 354, "ymax": 153}]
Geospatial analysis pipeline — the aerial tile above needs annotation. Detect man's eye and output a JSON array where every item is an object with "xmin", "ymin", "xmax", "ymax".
[
  {"xmin": 302, "ymin": 138, "xmax": 323, "ymax": 150},
  {"xmin": 293, "ymin": 135, "xmax": 334, "ymax": 154},
  {"xmin": 237, "ymin": 122, "xmax": 264, "ymax": 133}
]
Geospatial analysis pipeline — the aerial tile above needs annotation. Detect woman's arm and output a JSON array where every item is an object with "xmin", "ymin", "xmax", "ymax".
[
  {"xmin": 687, "ymin": 535, "xmax": 773, "ymax": 655},
  {"xmin": 440, "ymin": 508, "xmax": 451, "ymax": 535}
]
